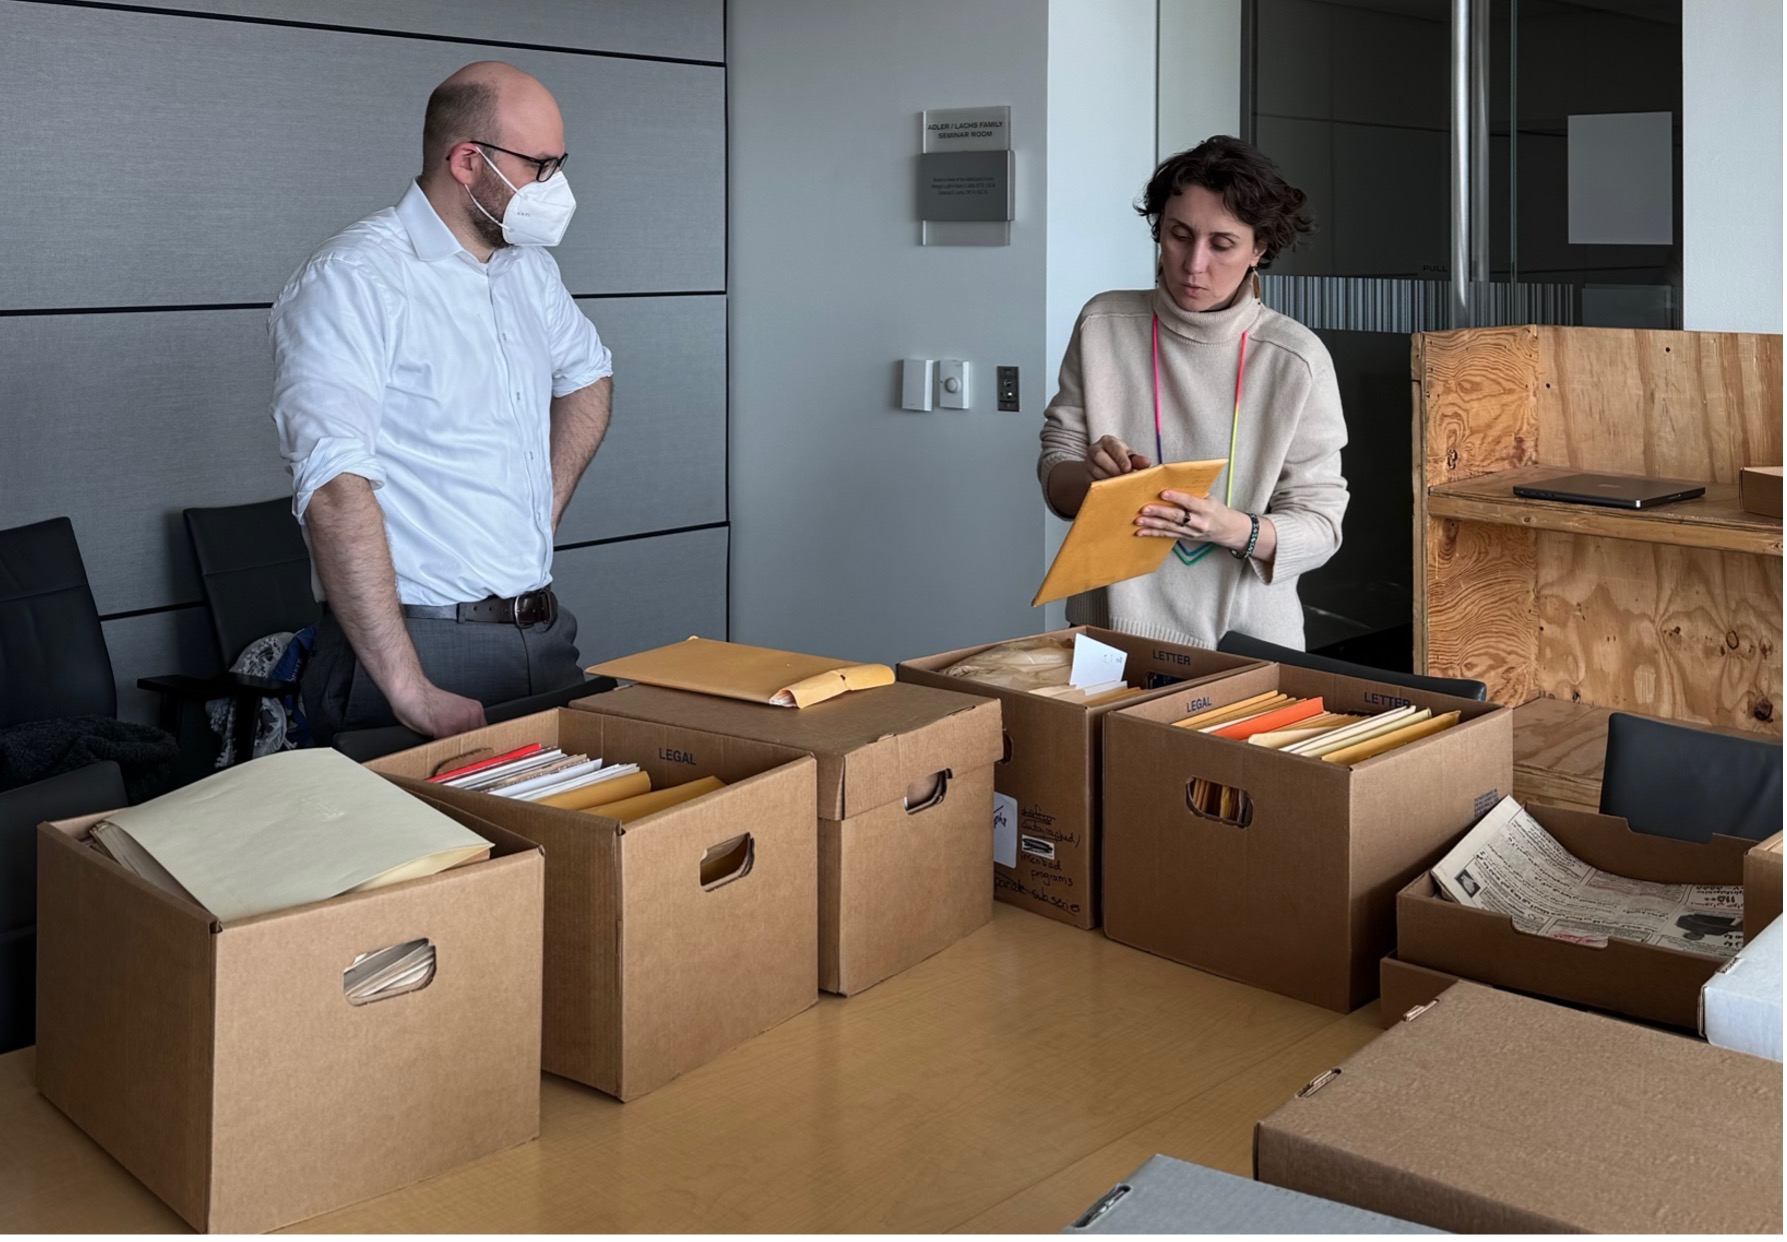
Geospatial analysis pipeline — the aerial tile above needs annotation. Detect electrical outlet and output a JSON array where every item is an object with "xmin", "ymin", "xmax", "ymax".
[{"xmin": 997, "ymin": 366, "xmax": 1020, "ymax": 411}]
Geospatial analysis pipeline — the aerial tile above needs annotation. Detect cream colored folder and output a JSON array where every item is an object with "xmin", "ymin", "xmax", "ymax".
[
  {"xmin": 87, "ymin": 749, "xmax": 492, "ymax": 922},
  {"xmin": 1247, "ymin": 712, "xmax": 1364, "ymax": 749},
  {"xmin": 1288, "ymin": 706, "xmax": 1427, "ymax": 758},
  {"xmin": 1033, "ymin": 459, "xmax": 1226, "ymax": 606},
  {"xmin": 1322, "ymin": 711, "xmax": 1461, "ymax": 765},
  {"xmin": 590, "ymin": 637, "xmax": 893, "ymax": 708}
]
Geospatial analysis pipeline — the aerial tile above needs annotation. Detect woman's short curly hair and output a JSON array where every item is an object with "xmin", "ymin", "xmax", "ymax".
[{"xmin": 1137, "ymin": 136, "xmax": 1315, "ymax": 269}]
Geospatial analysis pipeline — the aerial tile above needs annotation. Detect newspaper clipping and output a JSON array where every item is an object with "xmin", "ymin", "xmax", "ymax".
[{"xmin": 1431, "ymin": 796, "xmax": 1745, "ymax": 959}]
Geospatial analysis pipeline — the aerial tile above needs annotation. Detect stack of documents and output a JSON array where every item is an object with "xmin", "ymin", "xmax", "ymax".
[
  {"xmin": 1175, "ymin": 696, "xmax": 1460, "ymax": 764},
  {"xmin": 430, "ymin": 743, "xmax": 646, "ymax": 809},
  {"xmin": 343, "ymin": 937, "xmax": 436, "ymax": 1004},
  {"xmin": 1434, "ymin": 796, "xmax": 1745, "ymax": 958},
  {"xmin": 86, "ymin": 749, "xmax": 492, "ymax": 922}
]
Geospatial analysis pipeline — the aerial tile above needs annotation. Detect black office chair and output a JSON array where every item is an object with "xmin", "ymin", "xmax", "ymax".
[
  {"xmin": 0, "ymin": 517, "xmax": 174, "ymax": 1052},
  {"xmin": 186, "ymin": 498, "xmax": 322, "ymax": 671},
  {"xmin": 0, "ymin": 761, "xmax": 126, "ymax": 1053},
  {"xmin": 1600, "ymin": 712, "xmax": 1783, "ymax": 844},
  {"xmin": 1216, "ymin": 630, "xmax": 1490, "ymax": 701},
  {"xmin": 158, "ymin": 498, "xmax": 610, "ymax": 765}
]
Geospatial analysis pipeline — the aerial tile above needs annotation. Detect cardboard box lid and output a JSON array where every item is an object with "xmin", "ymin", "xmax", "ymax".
[
  {"xmin": 1255, "ymin": 982, "xmax": 1784, "ymax": 1234},
  {"xmin": 576, "ymin": 683, "xmax": 1002, "ymax": 820},
  {"xmin": 1066, "ymin": 1154, "xmax": 1440, "ymax": 1234}
]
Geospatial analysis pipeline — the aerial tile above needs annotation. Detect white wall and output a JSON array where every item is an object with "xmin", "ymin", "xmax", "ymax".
[
  {"xmin": 1157, "ymin": 0, "xmax": 1242, "ymax": 160},
  {"xmin": 729, "ymin": 0, "xmax": 1158, "ymax": 662},
  {"xmin": 1682, "ymin": 0, "xmax": 1783, "ymax": 332},
  {"xmin": 1042, "ymin": 0, "xmax": 1162, "ymax": 629}
]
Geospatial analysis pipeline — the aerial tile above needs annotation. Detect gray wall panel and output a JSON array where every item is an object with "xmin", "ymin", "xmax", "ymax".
[
  {"xmin": 104, "ymin": 606, "xmax": 220, "ymax": 726},
  {"xmin": 551, "ymin": 528, "xmax": 727, "ymax": 664},
  {"xmin": 0, "ymin": 296, "xmax": 721, "ymax": 615},
  {"xmin": 557, "ymin": 296, "xmax": 727, "ymax": 545},
  {"xmin": 0, "ymin": 3, "xmax": 724, "ymax": 308},
  {"xmin": 135, "ymin": 0, "xmax": 725, "ymax": 62},
  {"xmin": 0, "ymin": 309, "xmax": 289, "ymax": 617}
]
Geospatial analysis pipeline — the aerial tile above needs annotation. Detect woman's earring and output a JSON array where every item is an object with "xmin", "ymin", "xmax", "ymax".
[{"xmin": 1251, "ymin": 266, "xmax": 1263, "ymax": 300}]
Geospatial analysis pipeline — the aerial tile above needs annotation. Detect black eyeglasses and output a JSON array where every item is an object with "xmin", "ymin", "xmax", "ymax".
[{"xmin": 472, "ymin": 141, "xmax": 569, "ymax": 182}]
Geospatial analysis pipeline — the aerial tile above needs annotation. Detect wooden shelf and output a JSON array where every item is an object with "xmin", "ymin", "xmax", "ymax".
[{"xmin": 1428, "ymin": 467, "xmax": 1783, "ymax": 557}]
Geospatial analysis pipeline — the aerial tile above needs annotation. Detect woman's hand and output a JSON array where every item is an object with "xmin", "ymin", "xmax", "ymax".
[
  {"xmin": 1136, "ymin": 489, "xmax": 1252, "ymax": 547},
  {"xmin": 1086, "ymin": 435, "xmax": 1152, "ymax": 480}
]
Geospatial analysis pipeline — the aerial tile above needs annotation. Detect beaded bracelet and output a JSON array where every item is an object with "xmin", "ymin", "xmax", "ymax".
[{"xmin": 1231, "ymin": 513, "xmax": 1261, "ymax": 561}]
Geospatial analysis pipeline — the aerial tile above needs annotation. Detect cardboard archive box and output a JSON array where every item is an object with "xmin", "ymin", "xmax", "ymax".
[
  {"xmin": 574, "ymin": 681, "xmax": 1001, "ymax": 995},
  {"xmin": 1740, "ymin": 464, "xmax": 1784, "ymax": 517},
  {"xmin": 34, "ymin": 801, "xmax": 543, "ymax": 1234},
  {"xmin": 369, "ymin": 708, "xmax": 818, "ymax": 1099},
  {"xmin": 1396, "ymin": 804, "xmax": 1751, "ymax": 1031},
  {"xmin": 1746, "ymin": 831, "xmax": 1783, "ymax": 939},
  {"xmin": 1255, "ymin": 981, "xmax": 1784, "ymax": 1233},
  {"xmin": 1102, "ymin": 664, "xmax": 1512, "ymax": 1012},
  {"xmin": 1701, "ymin": 915, "xmax": 1784, "ymax": 1061},
  {"xmin": 897, "ymin": 626, "xmax": 1261, "ymax": 929},
  {"xmin": 1376, "ymin": 954, "xmax": 1463, "ymax": 1028},
  {"xmin": 1066, "ymin": 1153, "xmax": 1438, "ymax": 1234}
]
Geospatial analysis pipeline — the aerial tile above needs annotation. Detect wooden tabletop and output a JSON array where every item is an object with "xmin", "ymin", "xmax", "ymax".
[{"xmin": 0, "ymin": 904, "xmax": 1380, "ymax": 1234}]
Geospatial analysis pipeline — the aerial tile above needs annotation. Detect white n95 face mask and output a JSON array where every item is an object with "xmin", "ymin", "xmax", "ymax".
[{"xmin": 469, "ymin": 147, "xmax": 577, "ymax": 247}]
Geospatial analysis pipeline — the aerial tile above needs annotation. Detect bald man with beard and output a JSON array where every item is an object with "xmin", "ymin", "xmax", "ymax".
[{"xmin": 271, "ymin": 62, "xmax": 614, "ymax": 743}]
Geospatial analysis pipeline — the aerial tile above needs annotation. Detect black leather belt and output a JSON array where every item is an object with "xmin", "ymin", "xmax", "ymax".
[{"xmin": 400, "ymin": 589, "xmax": 559, "ymax": 627}]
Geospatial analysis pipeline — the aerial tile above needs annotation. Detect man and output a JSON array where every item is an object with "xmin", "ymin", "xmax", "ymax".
[{"xmin": 271, "ymin": 62, "xmax": 613, "ymax": 742}]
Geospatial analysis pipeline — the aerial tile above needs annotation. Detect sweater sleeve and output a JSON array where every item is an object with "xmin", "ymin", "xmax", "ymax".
[
  {"xmin": 1037, "ymin": 310, "xmax": 1090, "ymax": 518},
  {"xmin": 1256, "ymin": 354, "xmax": 1349, "ymax": 584}
]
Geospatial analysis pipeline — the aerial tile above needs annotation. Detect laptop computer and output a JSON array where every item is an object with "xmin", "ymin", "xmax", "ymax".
[{"xmin": 1512, "ymin": 472, "xmax": 1707, "ymax": 510}]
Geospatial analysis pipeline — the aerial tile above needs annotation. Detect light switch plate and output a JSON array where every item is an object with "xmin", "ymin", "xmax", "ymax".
[
  {"xmin": 901, "ymin": 358, "xmax": 935, "ymax": 411},
  {"xmin": 997, "ymin": 365, "xmax": 1019, "ymax": 411},
  {"xmin": 938, "ymin": 359, "xmax": 969, "ymax": 409}
]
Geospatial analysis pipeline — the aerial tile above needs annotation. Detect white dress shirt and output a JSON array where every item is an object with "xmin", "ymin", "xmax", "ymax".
[{"xmin": 270, "ymin": 180, "xmax": 613, "ymax": 607}]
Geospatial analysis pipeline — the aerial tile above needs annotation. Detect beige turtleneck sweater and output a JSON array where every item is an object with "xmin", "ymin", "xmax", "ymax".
[{"xmin": 1037, "ymin": 284, "xmax": 1349, "ymax": 650}]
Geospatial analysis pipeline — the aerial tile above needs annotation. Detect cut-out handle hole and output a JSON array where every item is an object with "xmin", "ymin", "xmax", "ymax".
[
  {"xmin": 903, "ymin": 768, "xmax": 952, "ymax": 813},
  {"xmin": 1186, "ymin": 778, "xmax": 1253, "ymax": 828},
  {"xmin": 344, "ymin": 937, "xmax": 435, "ymax": 1006},
  {"xmin": 998, "ymin": 730, "xmax": 1014, "ymax": 765},
  {"xmin": 701, "ymin": 833, "xmax": 754, "ymax": 889}
]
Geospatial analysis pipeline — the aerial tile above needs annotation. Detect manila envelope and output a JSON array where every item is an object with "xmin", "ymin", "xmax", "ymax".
[
  {"xmin": 589, "ymin": 637, "xmax": 894, "ymax": 708},
  {"xmin": 1033, "ymin": 459, "xmax": 1226, "ymax": 606}
]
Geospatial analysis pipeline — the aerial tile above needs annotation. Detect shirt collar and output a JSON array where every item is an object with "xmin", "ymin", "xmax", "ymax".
[{"xmin": 396, "ymin": 179, "xmax": 470, "ymax": 263}]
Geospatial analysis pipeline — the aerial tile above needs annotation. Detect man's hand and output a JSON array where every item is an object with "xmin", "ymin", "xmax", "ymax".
[
  {"xmin": 1087, "ymin": 435, "xmax": 1152, "ymax": 480},
  {"xmin": 390, "ymin": 680, "xmax": 488, "ymax": 739}
]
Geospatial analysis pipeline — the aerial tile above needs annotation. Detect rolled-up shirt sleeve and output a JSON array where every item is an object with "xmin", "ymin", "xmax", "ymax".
[
  {"xmin": 539, "ymin": 254, "xmax": 613, "ymax": 397},
  {"xmin": 269, "ymin": 256, "xmax": 393, "ymax": 522}
]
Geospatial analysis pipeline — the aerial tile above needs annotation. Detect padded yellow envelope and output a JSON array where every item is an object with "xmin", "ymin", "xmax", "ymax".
[
  {"xmin": 588, "ymin": 637, "xmax": 894, "ymax": 708},
  {"xmin": 1033, "ymin": 459, "xmax": 1227, "ymax": 606}
]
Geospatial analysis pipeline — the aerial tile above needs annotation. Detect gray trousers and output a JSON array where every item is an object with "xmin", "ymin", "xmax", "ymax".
[{"xmin": 302, "ymin": 604, "xmax": 583, "ymax": 743}]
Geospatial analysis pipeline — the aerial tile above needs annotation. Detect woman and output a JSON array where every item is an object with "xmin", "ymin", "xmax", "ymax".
[{"xmin": 1038, "ymin": 136, "xmax": 1347, "ymax": 650}]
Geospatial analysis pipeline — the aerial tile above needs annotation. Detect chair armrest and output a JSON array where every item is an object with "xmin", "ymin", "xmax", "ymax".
[{"xmin": 138, "ymin": 672, "xmax": 297, "ymax": 702}]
